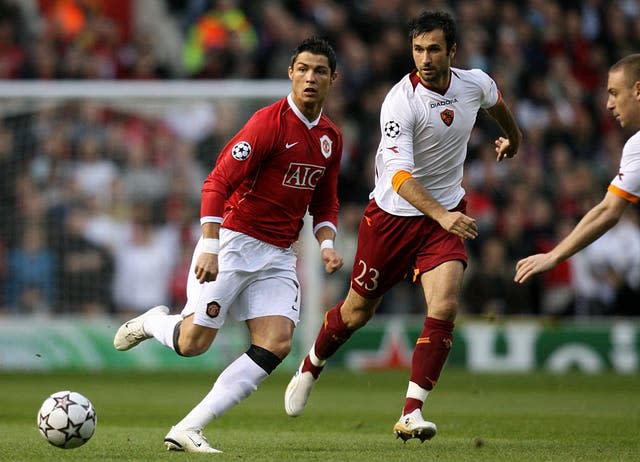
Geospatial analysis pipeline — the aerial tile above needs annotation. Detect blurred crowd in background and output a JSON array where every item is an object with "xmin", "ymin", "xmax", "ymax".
[{"xmin": 1, "ymin": 0, "xmax": 639, "ymax": 318}]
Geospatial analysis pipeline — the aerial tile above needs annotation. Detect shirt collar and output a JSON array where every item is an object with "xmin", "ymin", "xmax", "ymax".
[{"xmin": 287, "ymin": 93, "xmax": 321, "ymax": 129}]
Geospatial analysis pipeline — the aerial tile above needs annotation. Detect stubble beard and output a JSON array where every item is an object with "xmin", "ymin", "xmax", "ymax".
[{"xmin": 420, "ymin": 67, "xmax": 447, "ymax": 88}]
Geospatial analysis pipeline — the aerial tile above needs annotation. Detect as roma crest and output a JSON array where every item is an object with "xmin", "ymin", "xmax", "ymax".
[{"xmin": 440, "ymin": 108, "xmax": 454, "ymax": 126}]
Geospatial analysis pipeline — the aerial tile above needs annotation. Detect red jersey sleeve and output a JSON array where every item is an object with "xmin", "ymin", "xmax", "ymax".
[{"xmin": 200, "ymin": 109, "xmax": 279, "ymax": 220}]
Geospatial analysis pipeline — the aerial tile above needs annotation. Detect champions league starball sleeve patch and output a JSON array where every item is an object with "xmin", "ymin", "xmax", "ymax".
[
  {"xmin": 384, "ymin": 120, "xmax": 401, "ymax": 139},
  {"xmin": 231, "ymin": 141, "xmax": 252, "ymax": 160}
]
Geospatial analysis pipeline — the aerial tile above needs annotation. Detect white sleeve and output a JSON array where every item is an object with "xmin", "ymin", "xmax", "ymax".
[
  {"xmin": 610, "ymin": 135, "xmax": 640, "ymax": 200},
  {"xmin": 468, "ymin": 69, "xmax": 500, "ymax": 109},
  {"xmin": 378, "ymin": 87, "xmax": 418, "ymax": 176}
]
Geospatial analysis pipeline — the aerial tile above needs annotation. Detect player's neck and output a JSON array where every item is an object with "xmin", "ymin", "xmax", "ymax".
[
  {"xmin": 419, "ymin": 69, "xmax": 451, "ymax": 95},
  {"xmin": 295, "ymin": 101, "xmax": 322, "ymax": 122}
]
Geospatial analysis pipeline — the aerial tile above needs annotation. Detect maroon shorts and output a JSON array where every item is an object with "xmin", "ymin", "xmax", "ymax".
[{"xmin": 350, "ymin": 198, "xmax": 468, "ymax": 299}]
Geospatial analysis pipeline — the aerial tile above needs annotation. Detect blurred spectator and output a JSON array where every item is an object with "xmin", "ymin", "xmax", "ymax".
[
  {"xmin": 536, "ymin": 218, "xmax": 575, "ymax": 317},
  {"xmin": 30, "ymin": 129, "xmax": 77, "ymax": 211},
  {"xmin": 55, "ymin": 206, "xmax": 114, "ymax": 314},
  {"xmin": 254, "ymin": 1, "xmax": 317, "ymax": 78},
  {"xmin": 5, "ymin": 226, "xmax": 57, "ymax": 314},
  {"xmin": 463, "ymin": 236, "xmax": 535, "ymax": 316},
  {"xmin": 1, "ymin": 0, "xmax": 640, "ymax": 317},
  {"xmin": 81, "ymin": 201, "xmax": 179, "ymax": 315},
  {"xmin": 570, "ymin": 209, "xmax": 640, "ymax": 316},
  {"xmin": 163, "ymin": 102, "xmax": 216, "ymax": 143},
  {"xmin": 119, "ymin": 138, "xmax": 169, "ymax": 202},
  {"xmin": 0, "ymin": 1, "xmax": 27, "ymax": 78},
  {"xmin": 72, "ymin": 134, "xmax": 119, "ymax": 207},
  {"xmin": 194, "ymin": 101, "xmax": 244, "ymax": 170},
  {"xmin": 0, "ymin": 126, "xmax": 18, "ymax": 244},
  {"xmin": 181, "ymin": 0, "xmax": 257, "ymax": 78}
]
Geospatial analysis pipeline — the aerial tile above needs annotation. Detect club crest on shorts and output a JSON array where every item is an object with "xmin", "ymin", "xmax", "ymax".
[
  {"xmin": 319, "ymin": 135, "xmax": 332, "ymax": 158},
  {"xmin": 440, "ymin": 108, "xmax": 454, "ymax": 126},
  {"xmin": 206, "ymin": 301, "xmax": 221, "ymax": 318},
  {"xmin": 231, "ymin": 141, "xmax": 251, "ymax": 161}
]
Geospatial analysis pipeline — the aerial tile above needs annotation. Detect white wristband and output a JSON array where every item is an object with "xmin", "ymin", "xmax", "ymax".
[
  {"xmin": 202, "ymin": 238, "xmax": 220, "ymax": 254},
  {"xmin": 320, "ymin": 239, "xmax": 334, "ymax": 250}
]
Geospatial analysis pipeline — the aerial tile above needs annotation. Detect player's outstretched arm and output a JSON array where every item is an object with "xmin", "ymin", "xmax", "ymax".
[
  {"xmin": 514, "ymin": 191, "xmax": 629, "ymax": 283},
  {"xmin": 484, "ymin": 99, "xmax": 522, "ymax": 161},
  {"xmin": 513, "ymin": 252, "xmax": 559, "ymax": 284}
]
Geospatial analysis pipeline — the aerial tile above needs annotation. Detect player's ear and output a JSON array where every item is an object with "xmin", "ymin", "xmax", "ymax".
[
  {"xmin": 288, "ymin": 66, "xmax": 294, "ymax": 81},
  {"xmin": 634, "ymin": 80, "xmax": 640, "ymax": 100},
  {"xmin": 449, "ymin": 43, "xmax": 457, "ymax": 60},
  {"xmin": 330, "ymin": 71, "xmax": 338, "ymax": 85}
]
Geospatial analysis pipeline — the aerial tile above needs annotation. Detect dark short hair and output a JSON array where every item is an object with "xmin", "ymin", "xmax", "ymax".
[
  {"xmin": 290, "ymin": 37, "xmax": 337, "ymax": 74},
  {"xmin": 610, "ymin": 54, "xmax": 640, "ymax": 87},
  {"xmin": 408, "ymin": 11, "xmax": 457, "ymax": 53}
]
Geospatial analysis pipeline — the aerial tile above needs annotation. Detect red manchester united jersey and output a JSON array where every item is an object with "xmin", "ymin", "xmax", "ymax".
[{"xmin": 200, "ymin": 95, "xmax": 343, "ymax": 248}]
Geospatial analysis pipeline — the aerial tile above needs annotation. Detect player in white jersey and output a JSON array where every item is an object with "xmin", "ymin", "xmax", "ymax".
[
  {"xmin": 372, "ymin": 66, "xmax": 500, "ymax": 215},
  {"xmin": 285, "ymin": 11, "xmax": 522, "ymax": 442},
  {"xmin": 515, "ymin": 53, "xmax": 640, "ymax": 283}
]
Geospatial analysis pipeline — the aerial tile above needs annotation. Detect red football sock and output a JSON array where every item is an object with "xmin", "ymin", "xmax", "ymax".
[
  {"xmin": 402, "ymin": 398, "xmax": 424, "ymax": 416},
  {"xmin": 310, "ymin": 301, "xmax": 354, "ymax": 360},
  {"xmin": 300, "ymin": 355, "xmax": 324, "ymax": 379},
  {"xmin": 403, "ymin": 316, "xmax": 454, "ymax": 415}
]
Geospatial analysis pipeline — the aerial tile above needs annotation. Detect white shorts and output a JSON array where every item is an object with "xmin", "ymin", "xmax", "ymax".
[{"xmin": 181, "ymin": 229, "xmax": 301, "ymax": 329}]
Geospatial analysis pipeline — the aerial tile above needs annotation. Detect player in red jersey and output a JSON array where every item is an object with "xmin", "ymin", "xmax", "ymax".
[{"xmin": 113, "ymin": 37, "xmax": 344, "ymax": 453}]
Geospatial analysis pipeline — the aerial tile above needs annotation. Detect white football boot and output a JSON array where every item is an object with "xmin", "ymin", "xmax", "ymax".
[
  {"xmin": 392, "ymin": 409, "xmax": 437, "ymax": 442},
  {"xmin": 284, "ymin": 359, "xmax": 318, "ymax": 417},
  {"xmin": 164, "ymin": 426, "xmax": 222, "ymax": 453},
  {"xmin": 113, "ymin": 305, "xmax": 169, "ymax": 351}
]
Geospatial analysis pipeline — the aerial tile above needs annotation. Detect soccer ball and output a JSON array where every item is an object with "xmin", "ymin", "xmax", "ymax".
[{"xmin": 37, "ymin": 391, "xmax": 97, "ymax": 449}]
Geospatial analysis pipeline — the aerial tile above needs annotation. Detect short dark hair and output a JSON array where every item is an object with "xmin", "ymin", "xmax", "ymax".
[
  {"xmin": 610, "ymin": 54, "xmax": 640, "ymax": 87},
  {"xmin": 290, "ymin": 37, "xmax": 337, "ymax": 74},
  {"xmin": 408, "ymin": 11, "xmax": 457, "ymax": 54}
]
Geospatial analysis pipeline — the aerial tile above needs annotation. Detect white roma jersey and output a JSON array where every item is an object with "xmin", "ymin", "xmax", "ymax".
[
  {"xmin": 371, "ymin": 68, "xmax": 499, "ymax": 215},
  {"xmin": 608, "ymin": 130, "xmax": 640, "ymax": 203}
]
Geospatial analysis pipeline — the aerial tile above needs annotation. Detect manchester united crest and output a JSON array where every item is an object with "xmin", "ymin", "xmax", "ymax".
[
  {"xmin": 319, "ymin": 135, "xmax": 332, "ymax": 158},
  {"xmin": 440, "ymin": 108, "xmax": 454, "ymax": 126},
  {"xmin": 206, "ymin": 301, "xmax": 221, "ymax": 318}
]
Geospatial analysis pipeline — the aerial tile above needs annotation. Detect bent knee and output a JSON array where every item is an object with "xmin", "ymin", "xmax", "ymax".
[
  {"xmin": 428, "ymin": 299, "xmax": 459, "ymax": 321},
  {"xmin": 262, "ymin": 338, "xmax": 292, "ymax": 360},
  {"xmin": 177, "ymin": 325, "xmax": 216, "ymax": 357}
]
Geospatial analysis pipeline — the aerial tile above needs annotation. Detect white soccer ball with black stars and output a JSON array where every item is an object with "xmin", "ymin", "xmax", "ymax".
[
  {"xmin": 37, "ymin": 390, "xmax": 97, "ymax": 449},
  {"xmin": 384, "ymin": 120, "xmax": 401, "ymax": 139},
  {"xmin": 231, "ymin": 140, "xmax": 252, "ymax": 160}
]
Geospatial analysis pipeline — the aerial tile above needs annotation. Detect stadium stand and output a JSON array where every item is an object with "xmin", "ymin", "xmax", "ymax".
[{"xmin": 0, "ymin": 0, "xmax": 639, "ymax": 317}]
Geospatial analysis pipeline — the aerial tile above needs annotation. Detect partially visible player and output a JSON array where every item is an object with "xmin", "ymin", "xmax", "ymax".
[
  {"xmin": 113, "ymin": 37, "xmax": 344, "ymax": 453},
  {"xmin": 515, "ymin": 54, "xmax": 640, "ymax": 283},
  {"xmin": 285, "ymin": 11, "xmax": 522, "ymax": 442}
]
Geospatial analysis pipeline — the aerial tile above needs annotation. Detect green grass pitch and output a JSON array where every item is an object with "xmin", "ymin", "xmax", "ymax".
[{"xmin": 1, "ymin": 369, "xmax": 638, "ymax": 461}]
